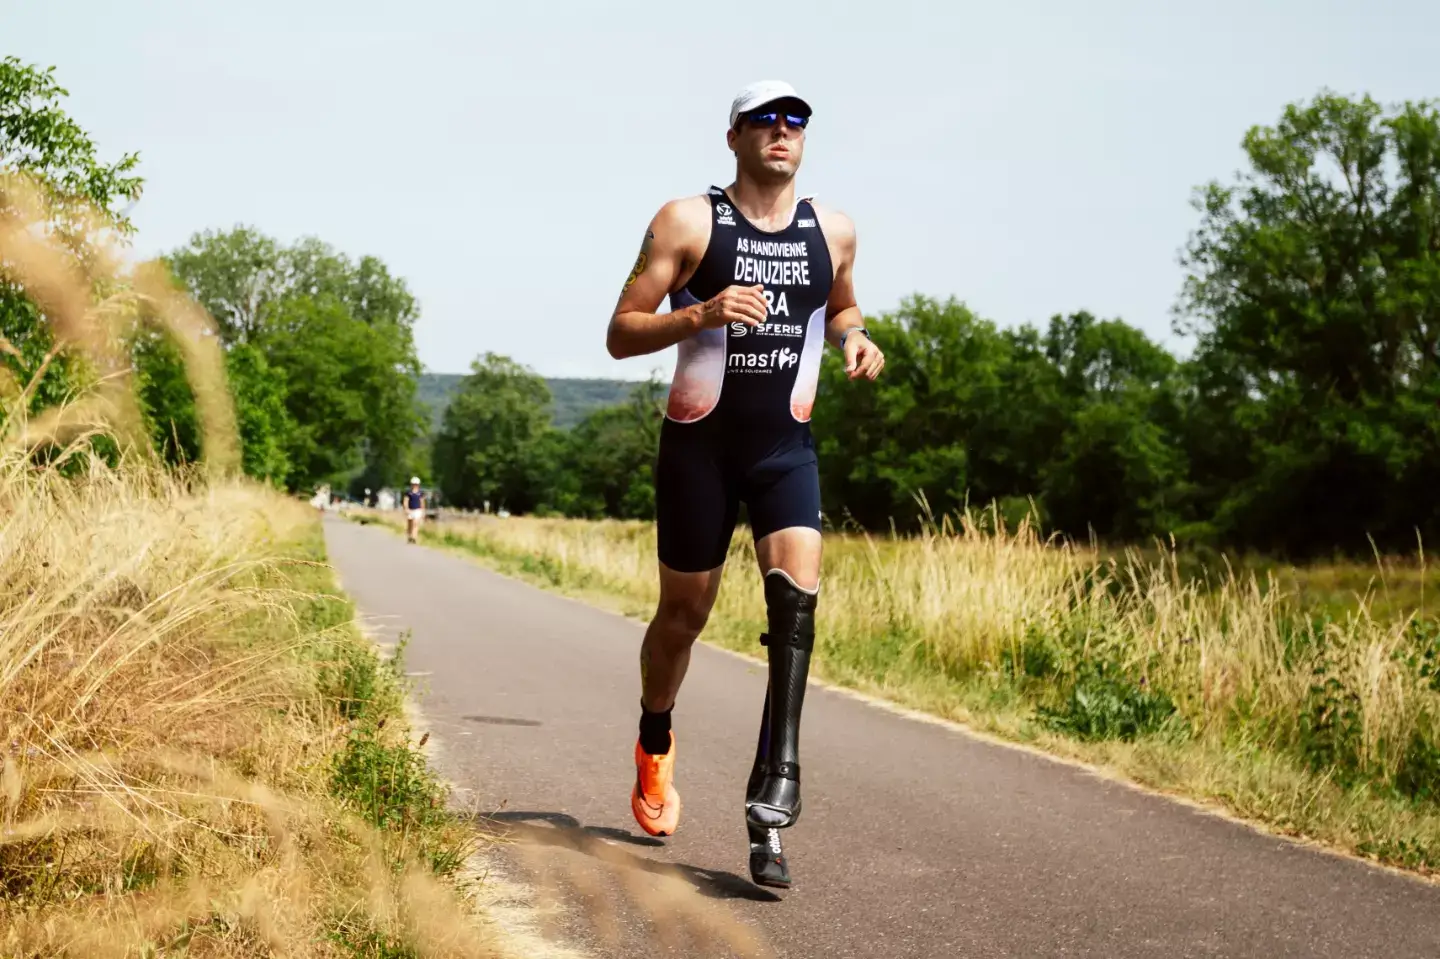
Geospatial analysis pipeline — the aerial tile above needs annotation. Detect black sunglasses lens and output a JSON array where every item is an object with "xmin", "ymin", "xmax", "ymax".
[{"xmin": 745, "ymin": 111, "xmax": 808, "ymax": 129}]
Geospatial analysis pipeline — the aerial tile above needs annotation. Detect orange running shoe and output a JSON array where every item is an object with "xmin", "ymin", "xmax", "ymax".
[{"xmin": 631, "ymin": 732, "xmax": 681, "ymax": 837}]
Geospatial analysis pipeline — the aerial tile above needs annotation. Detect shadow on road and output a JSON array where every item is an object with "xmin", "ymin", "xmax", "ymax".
[
  {"xmin": 477, "ymin": 810, "xmax": 782, "ymax": 904},
  {"xmin": 462, "ymin": 714, "xmax": 544, "ymax": 727}
]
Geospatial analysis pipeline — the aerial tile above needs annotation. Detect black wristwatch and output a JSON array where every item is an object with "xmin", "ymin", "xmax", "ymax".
[{"xmin": 840, "ymin": 327, "xmax": 870, "ymax": 349}]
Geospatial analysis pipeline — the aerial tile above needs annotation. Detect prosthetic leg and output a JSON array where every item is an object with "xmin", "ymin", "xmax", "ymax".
[
  {"xmin": 745, "ymin": 569, "xmax": 817, "ymax": 832},
  {"xmin": 746, "ymin": 688, "xmax": 791, "ymax": 888}
]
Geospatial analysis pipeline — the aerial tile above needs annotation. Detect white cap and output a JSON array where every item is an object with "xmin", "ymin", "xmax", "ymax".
[
  {"xmin": 410, "ymin": 476, "xmax": 421, "ymax": 485},
  {"xmin": 729, "ymin": 80, "xmax": 812, "ymax": 128}
]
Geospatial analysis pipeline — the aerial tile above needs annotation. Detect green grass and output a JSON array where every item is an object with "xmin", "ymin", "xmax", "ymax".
[
  {"xmin": 1105, "ymin": 542, "xmax": 1437, "ymax": 625},
  {"xmin": 283, "ymin": 526, "xmax": 482, "ymax": 951}
]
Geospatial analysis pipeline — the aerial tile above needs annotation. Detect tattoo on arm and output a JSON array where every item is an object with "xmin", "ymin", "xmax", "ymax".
[
  {"xmin": 623, "ymin": 230, "xmax": 656, "ymax": 292},
  {"xmin": 623, "ymin": 252, "xmax": 647, "ymax": 291}
]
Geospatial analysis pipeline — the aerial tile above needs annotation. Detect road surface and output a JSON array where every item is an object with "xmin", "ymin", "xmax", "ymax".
[{"xmin": 323, "ymin": 515, "xmax": 1440, "ymax": 958}]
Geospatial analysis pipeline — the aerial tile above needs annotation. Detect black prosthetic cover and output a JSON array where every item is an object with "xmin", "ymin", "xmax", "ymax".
[
  {"xmin": 747, "ymin": 687, "xmax": 772, "ymax": 800},
  {"xmin": 745, "ymin": 570, "xmax": 816, "ymax": 829}
]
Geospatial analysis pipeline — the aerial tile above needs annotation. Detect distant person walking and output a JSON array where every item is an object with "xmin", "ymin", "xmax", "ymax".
[{"xmin": 404, "ymin": 477, "xmax": 425, "ymax": 544}]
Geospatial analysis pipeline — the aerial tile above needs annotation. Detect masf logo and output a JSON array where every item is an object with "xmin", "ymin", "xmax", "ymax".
[{"xmin": 727, "ymin": 347, "xmax": 798, "ymax": 371}]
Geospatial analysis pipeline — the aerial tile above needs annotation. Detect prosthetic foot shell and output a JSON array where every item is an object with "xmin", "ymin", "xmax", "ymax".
[{"xmin": 748, "ymin": 822, "xmax": 792, "ymax": 888}]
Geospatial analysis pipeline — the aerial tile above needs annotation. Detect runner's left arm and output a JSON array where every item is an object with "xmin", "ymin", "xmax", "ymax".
[{"xmin": 816, "ymin": 208, "xmax": 884, "ymax": 381}]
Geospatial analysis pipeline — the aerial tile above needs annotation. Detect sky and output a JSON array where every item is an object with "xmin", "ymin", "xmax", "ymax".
[{"xmin": 4, "ymin": 0, "xmax": 1438, "ymax": 381}]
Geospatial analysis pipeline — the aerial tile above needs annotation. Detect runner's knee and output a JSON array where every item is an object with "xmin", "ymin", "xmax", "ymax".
[{"xmin": 654, "ymin": 594, "xmax": 713, "ymax": 642}]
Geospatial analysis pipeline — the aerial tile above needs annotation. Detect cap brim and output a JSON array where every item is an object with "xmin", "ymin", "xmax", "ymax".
[{"xmin": 770, "ymin": 95, "xmax": 812, "ymax": 116}]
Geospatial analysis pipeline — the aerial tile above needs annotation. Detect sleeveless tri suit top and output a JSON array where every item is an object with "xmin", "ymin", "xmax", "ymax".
[
  {"xmin": 664, "ymin": 187, "xmax": 833, "ymax": 434},
  {"xmin": 652, "ymin": 187, "xmax": 835, "ymax": 572}
]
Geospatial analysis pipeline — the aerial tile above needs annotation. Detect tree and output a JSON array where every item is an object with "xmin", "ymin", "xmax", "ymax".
[
  {"xmin": 259, "ymin": 296, "xmax": 384, "ymax": 487},
  {"xmin": 1, "ymin": 57, "xmax": 143, "ymax": 422},
  {"xmin": 433, "ymin": 353, "xmax": 557, "ymax": 513},
  {"xmin": 812, "ymin": 296, "xmax": 1037, "ymax": 529},
  {"xmin": 224, "ymin": 343, "xmax": 292, "ymax": 485},
  {"xmin": 161, "ymin": 227, "xmax": 279, "ymax": 343},
  {"xmin": 809, "ymin": 298, "xmax": 1186, "ymax": 540},
  {"xmin": 0, "ymin": 57, "xmax": 141, "ymax": 225},
  {"xmin": 133, "ymin": 329, "xmax": 200, "ymax": 467},
  {"xmin": 166, "ymin": 227, "xmax": 425, "ymax": 491},
  {"xmin": 1178, "ymin": 91, "xmax": 1440, "ymax": 554},
  {"xmin": 1036, "ymin": 312, "xmax": 1188, "ymax": 540},
  {"xmin": 558, "ymin": 378, "xmax": 665, "ymax": 519},
  {"xmin": 167, "ymin": 229, "xmax": 421, "ymax": 344}
]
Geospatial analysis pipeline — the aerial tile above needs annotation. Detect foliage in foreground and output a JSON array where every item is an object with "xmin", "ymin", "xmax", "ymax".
[
  {"xmin": 0, "ymin": 457, "xmax": 520, "ymax": 957},
  {"xmin": 389, "ymin": 509, "xmax": 1440, "ymax": 876}
]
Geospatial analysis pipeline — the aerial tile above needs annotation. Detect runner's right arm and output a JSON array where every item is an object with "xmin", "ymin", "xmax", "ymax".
[{"xmin": 607, "ymin": 198, "xmax": 768, "ymax": 359}]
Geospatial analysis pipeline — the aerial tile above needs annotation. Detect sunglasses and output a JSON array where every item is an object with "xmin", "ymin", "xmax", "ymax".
[{"xmin": 741, "ymin": 110, "xmax": 810, "ymax": 130}]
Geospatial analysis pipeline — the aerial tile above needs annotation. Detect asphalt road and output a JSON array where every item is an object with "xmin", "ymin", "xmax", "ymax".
[{"xmin": 323, "ymin": 515, "xmax": 1440, "ymax": 959}]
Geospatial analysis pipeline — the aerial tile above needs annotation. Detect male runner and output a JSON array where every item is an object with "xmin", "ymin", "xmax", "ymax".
[
  {"xmin": 404, "ymin": 477, "xmax": 425, "ymax": 544},
  {"xmin": 606, "ymin": 80, "xmax": 884, "ymax": 888}
]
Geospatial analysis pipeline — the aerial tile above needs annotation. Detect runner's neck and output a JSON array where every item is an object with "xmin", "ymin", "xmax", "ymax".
[{"xmin": 725, "ymin": 177, "xmax": 799, "ymax": 232}]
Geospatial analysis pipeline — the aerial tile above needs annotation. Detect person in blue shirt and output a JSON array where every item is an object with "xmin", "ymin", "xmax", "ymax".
[{"xmin": 404, "ymin": 477, "xmax": 425, "ymax": 543}]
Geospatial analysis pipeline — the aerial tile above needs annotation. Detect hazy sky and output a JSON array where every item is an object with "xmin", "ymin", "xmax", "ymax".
[{"xmin": 5, "ymin": 1, "xmax": 1437, "ymax": 380}]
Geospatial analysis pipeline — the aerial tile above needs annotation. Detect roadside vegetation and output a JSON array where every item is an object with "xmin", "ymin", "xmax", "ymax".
[
  {"xmin": 0, "ymin": 460, "xmax": 564, "ymax": 957},
  {"xmin": 363, "ymin": 507, "xmax": 1440, "ymax": 877},
  {"xmin": 0, "ymin": 59, "xmax": 562, "ymax": 957}
]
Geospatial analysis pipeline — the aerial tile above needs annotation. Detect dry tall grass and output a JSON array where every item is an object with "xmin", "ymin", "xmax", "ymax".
[
  {"xmin": 0, "ymin": 456, "xmax": 567, "ymax": 956},
  {"xmin": 399, "ymin": 509, "xmax": 1440, "ymax": 875},
  {"xmin": 0, "ymin": 171, "xmax": 573, "ymax": 956}
]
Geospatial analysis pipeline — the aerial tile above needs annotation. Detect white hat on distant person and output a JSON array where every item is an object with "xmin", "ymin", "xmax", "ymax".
[
  {"xmin": 410, "ymin": 476, "xmax": 421, "ymax": 485},
  {"xmin": 729, "ymin": 80, "xmax": 813, "ymax": 128}
]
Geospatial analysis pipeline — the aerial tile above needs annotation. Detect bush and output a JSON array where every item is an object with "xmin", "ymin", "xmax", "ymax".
[{"xmin": 1042, "ymin": 659, "xmax": 1182, "ymax": 742}]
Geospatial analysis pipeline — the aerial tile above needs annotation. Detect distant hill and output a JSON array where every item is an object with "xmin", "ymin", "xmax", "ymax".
[{"xmin": 417, "ymin": 373, "xmax": 657, "ymax": 430}]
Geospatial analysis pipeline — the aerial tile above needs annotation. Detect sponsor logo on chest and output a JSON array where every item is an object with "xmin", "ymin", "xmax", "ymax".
[
  {"xmin": 727, "ymin": 347, "xmax": 799, "ymax": 373},
  {"xmin": 730, "ymin": 320, "xmax": 804, "ymax": 338}
]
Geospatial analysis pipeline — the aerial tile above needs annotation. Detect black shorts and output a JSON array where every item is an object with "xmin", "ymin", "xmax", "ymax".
[{"xmin": 654, "ymin": 418, "xmax": 822, "ymax": 573}]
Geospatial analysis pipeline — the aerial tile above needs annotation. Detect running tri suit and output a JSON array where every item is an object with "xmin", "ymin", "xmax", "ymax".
[{"xmin": 656, "ymin": 187, "xmax": 833, "ymax": 572}]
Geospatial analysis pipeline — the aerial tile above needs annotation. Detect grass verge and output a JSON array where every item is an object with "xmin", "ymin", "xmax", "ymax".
[
  {"xmin": 0, "ymin": 458, "xmax": 566, "ymax": 958},
  {"xmin": 353, "ymin": 507, "xmax": 1440, "ymax": 880}
]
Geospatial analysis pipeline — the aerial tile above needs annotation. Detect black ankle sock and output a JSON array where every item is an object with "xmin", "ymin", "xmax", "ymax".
[{"xmin": 638, "ymin": 702, "xmax": 673, "ymax": 755}]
